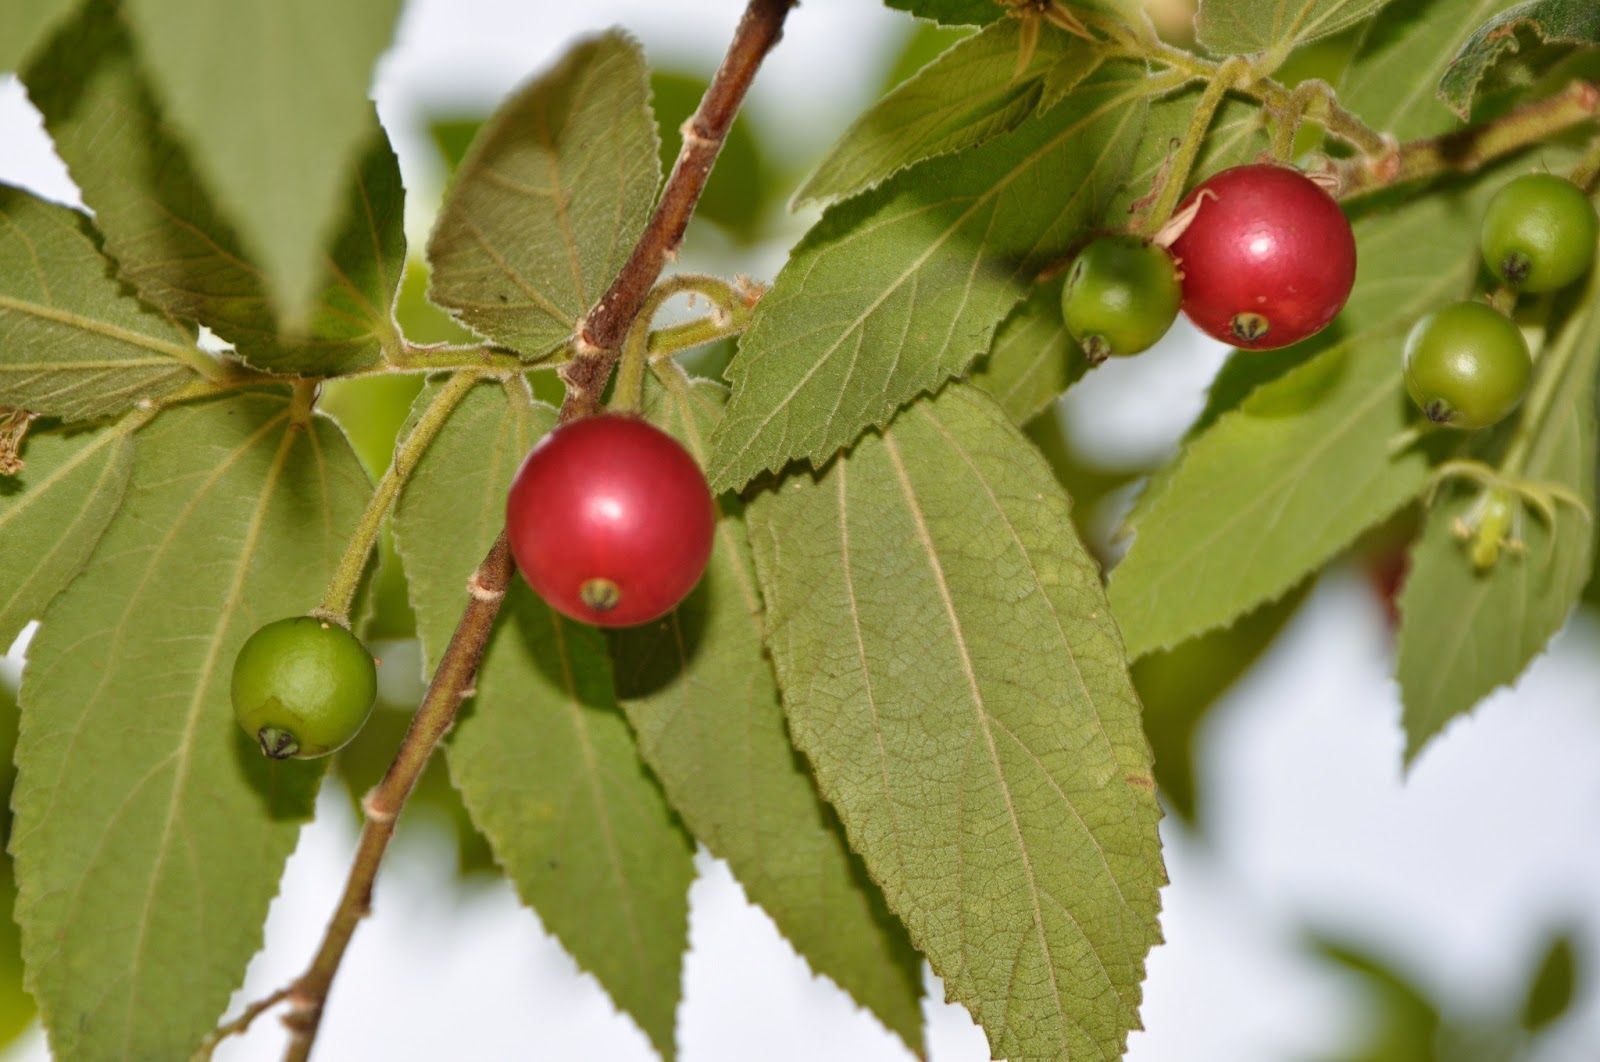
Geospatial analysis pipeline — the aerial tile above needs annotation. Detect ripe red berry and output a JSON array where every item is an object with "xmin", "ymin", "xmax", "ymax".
[
  {"xmin": 506, "ymin": 414, "xmax": 716, "ymax": 627},
  {"xmin": 1169, "ymin": 163, "xmax": 1357, "ymax": 350}
]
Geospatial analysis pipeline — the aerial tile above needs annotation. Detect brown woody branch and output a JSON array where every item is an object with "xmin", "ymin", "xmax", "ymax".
[
  {"xmin": 198, "ymin": 3, "xmax": 797, "ymax": 1060},
  {"xmin": 560, "ymin": 0, "xmax": 795, "ymax": 422}
]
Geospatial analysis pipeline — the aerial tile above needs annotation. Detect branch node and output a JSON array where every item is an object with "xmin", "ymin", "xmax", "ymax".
[
  {"xmin": 361, "ymin": 789, "xmax": 398, "ymax": 824},
  {"xmin": 467, "ymin": 572, "xmax": 506, "ymax": 602}
]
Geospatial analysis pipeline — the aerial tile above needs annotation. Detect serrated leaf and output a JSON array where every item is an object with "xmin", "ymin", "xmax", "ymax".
[
  {"xmin": 119, "ymin": 0, "xmax": 403, "ymax": 326},
  {"xmin": 427, "ymin": 33, "xmax": 660, "ymax": 358},
  {"xmin": 969, "ymin": 275, "xmax": 1087, "ymax": 424},
  {"xmin": 1395, "ymin": 270, "xmax": 1600, "ymax": 762},
  {"xmin": 1341, "ymin": 0, "xmax": 1524, "ymax": 138},
  {"xmin": 1197, "ymin": 0, "xmax": 1393, "ymax": 61},
  {"xmin": 0, "ymin": 0, "xmax": 76, "ymax": 72},
  {"xmin": 795, "ymin": 20, "xmax": 1101, "ymax": 208},
  {"xmin": 1109, "ymin": 177, "xmax": 1512, "ymax": 659},
  {"xmin": 13, "ymin": 393, "xmax": 368, "ymax": 1059},
  {"xmin": 710, "ymin": 64, "xmax": 1150, "ymax": 492},
  {"xmin": 747, "ymin": 383, "xmax": 1164, "ymax": 1062},
  {"xmin": 0, "ymin": 185, "xmax": 199, "ymax": 420},
  {"xmin": 611, "ymin": 365, "xmax": 925, "ymax": 1053},
  {"xmin": 1438, "ymin": 0, "xmax": 1600, "ymax": 117},
  {"xmin": 24, "ymin": 3, "xmax": 406, "ymax": 374},
  {"xmin": 391, "ymin": 379, "xmax": 692, "ymax": 1057},
  {"xmin": 0, "ymin": 423, "xmax": 132, "ymax": 648}
]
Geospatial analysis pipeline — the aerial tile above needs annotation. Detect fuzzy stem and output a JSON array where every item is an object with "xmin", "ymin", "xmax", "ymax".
[
  {"xmin": 1135, "ymin": 57, "xmax": 1248, "ymax": 237},
  {"xmin": 1337, "ymin": 81, "xmax": 1600, "ymax": 200},
  {"xmin": 314, "ymin": 371, "xmax": 483, "ymax": 622}
]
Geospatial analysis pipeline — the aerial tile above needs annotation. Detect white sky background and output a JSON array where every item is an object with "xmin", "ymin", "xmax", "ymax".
[{"xmin": 4, "ymin": 0, "xmax": 1600, "ymax": 1058}]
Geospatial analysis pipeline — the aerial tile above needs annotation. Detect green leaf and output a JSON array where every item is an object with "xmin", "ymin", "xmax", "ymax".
[
  {"xmin": 1395, "ymin": 275, "xmax": 1600, "ymax": 761},
  {"xmin": 13, "ymin": 393, "xmax": 369, "ymax": 1059},
  {"xmin": 0, "ymin": 678, "xmax": 33, "ymax": 1050},
  {"xmin": 1108, "ymin": 178, "xmax": 1507, "ymax": 660},
  {"xmin": 611, "ymin": 365, "xmax": 925, "ymax": 1053},
  {"xmin": 119, "ymin": 0, "xmax": 403, "ymax": 326},
  {"xmin": 426, "ymin": 33, "xmax": 660, "ymax": 358},
  {"xmin": 392, "ymin": 379, "xmax": 693, "ymax": 1057},
  {"xmin": 0, "ymin": 186, "xmax": 200, "ymax": 420},
  {"xmin": 1341, "ymin": 0, "xmax": 1525, "ymax": 138},
  {"xmin": 795, "ymin": 21, "xmax": 1101, "ymax": 208},
  {"xmin": 747, "ymin": 383, "xmax": 1164, "ymax": 1062},
  {"xmin": 1438, "ymin": 0, "xmax": 1600, "ymax": 117},
  {"xmin": 709, "ymin": 64, "xmax": 1150, "ymax": 492},
  {"xmin": 0, "ymin": 423, "xmax": 133, "ymax": 648},
  {"xmin": 1520, "ymin": 932, "xmax": 1578, "ymax": 1031},
  {"xmin": 969, "ymin": 275, "xmax": 1087, "ymax": 424},
  {"xmin": 0, "ymin": 0, "xmax": 76, "ymax": 72},
  {"xmin": 885, "ymin": 0, "xmax": 1004, "ymax": 25},
  {"xmin": 1196, "ymin": 0, "xmax": 1393, "ymax": 61},
  {"xmin": 24, "ymin": 3, "xmax": 406, "ymax": 375}
]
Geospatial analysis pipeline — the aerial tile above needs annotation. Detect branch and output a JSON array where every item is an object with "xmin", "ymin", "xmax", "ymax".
[
  {"xmin": 198, "ymin": 3, "xmax": 798, "ymax": 1060},
  {"xmin": 1337, "ymin": 81, "xmax": 1600, "ymax": 199},
  {"xmin": 560, "ymin": 0, "xmax": 795, "ymax": 422}
]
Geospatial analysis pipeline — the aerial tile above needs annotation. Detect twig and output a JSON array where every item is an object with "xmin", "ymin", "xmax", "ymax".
[
  {"xmin": 1337, "ymin": 81, "xmax": 1600, "ymax": 199},
  {"xmin": 196, "ymin": 3, "xmax": 799, "ymax": 1060},
  {"xmin": 560, "ymin": 0, "xmax": 795, "ymax": 422}
]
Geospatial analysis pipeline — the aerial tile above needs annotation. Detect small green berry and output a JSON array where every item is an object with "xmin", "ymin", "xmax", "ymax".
[
  {"xmin": 1403, "ymin": 301, "xmax": 1531, "ymax": 430},
  {"xmin": 1061, "ymin": 235, "xmax": 1182, "ymax": 362},
  {"xmin": 231, "ymin": 617, "xmax": 377, "ymax": 759},
  {"xmin": 1480, "ymin": 173, "xmax": 1598, "ymax": 293}
]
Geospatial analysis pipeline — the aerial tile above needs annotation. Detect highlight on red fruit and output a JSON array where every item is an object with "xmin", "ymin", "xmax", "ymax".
[
  {"xmin": 1169, "ymin": 163, "xmax": 1357, "ymax": 351},
  {"xmin": 506, "ymin": 414, "xmax": 716, "ymax": 628}
]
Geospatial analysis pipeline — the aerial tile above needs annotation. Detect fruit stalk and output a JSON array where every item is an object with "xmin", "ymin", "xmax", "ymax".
[{"xmin": 213, "ymin": 2, "xmax": 800, "ymax": 1059}]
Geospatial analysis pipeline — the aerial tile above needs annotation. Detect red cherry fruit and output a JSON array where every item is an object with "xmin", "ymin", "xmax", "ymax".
[
  {"xmin": 506, "ymin": 414, "xmax": 716, "ymax": 627},
  {"xmin": 1169, "ymin": 163, "xmax": 1357, "ymax": 350}
]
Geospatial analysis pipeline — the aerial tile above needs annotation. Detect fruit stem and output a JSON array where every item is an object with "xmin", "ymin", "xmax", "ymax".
[
  {"xmin": 1134, "ymin": 57, "xmax": 1248, "ymax": 238},
  {"xmin": 1499, "ymin": 248, "xmax": 1600, "ymax": 478},
  {"xmin": 314, "ymin": 371, "xmax": 483, "ymax": 623},
  {"xmin": 611, "ymin": 273, "xmax": 753, "ymax": 412}
]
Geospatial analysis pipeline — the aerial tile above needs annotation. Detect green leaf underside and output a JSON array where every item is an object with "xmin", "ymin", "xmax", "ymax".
[
  {"xmin": 885, "ymin": 0, "xmax": 1004, "ymax": 25},
  {"xmin": 426, "ymin": 32, "xmax": 661, "ymax": 358},
  {"xmin": 747, "ymin": 383, "xmax": 1164, "ymax": 1062},
  {"xmin": 612, "ymin": 366, "xmax": 925, "ymax": 1053},
  {"xmin": 0, "ymin": 186, "xmax": 197, "ymax": 420},
  {"xmin": 1341, "ymin": 0, "xmax": 1526, "ymax": 139},
  {"xmin": 1438, "ymin": 0, "xmax": 1600, "ymax": 116},
  {"xmin": 0, "ymin": 424, "xmax": 132, "ymax": 648},
  {"xmin": 969, "ymin": 275, "xmax": 1087, "ymax": 425},
  {"xmin": 1395, "ymin": 260, "xmax": 1600, "ymax": 762},
  {"xmin": 1109, "ymin": 175, "xmax": 1514, "ymax": 660},
  {"xmin": 120, "ymin": 0, "xmax": 404, "ymax": 327},
  {"xmin": 1197, "ymin": 0, "xmax": 1393, "ymax": 60},
  {"xmin": 795, "ymin": 20, "xmax": 1102, "ymax": 208},
  {"xmin": 23, "ymin": 2, "xmax": 405, "ymax": 375},
  {"xmin": 710, "ymin": 63, "xmax": 1151, "ymax": 492},
  {"xmin": 392, "ymin": 380, "xmax": 693, "ymax": 1057},
  {"xmin": 13, "ymin": 394, "xmax": 368, "ymax": 1059},
  {"xmin": 0, "ymin": 0, "xmax": 76, "ymax": 73}
]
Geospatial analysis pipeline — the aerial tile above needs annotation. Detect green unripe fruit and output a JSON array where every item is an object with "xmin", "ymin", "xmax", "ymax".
[
  {"xmin": 1061, "ymin": 235, "xmax": 1181, "ymax": 362},
  {"xmin": 231, "ymin": 617, "xmax": 377, "ymax": 759},
  {"xmin": 1403, "ymin": 301, "xmax": 1531, "ymax": 430},
  {"xmin": 1480, "ymin": 173, "xmax": 1598, "ymax": 293}
]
